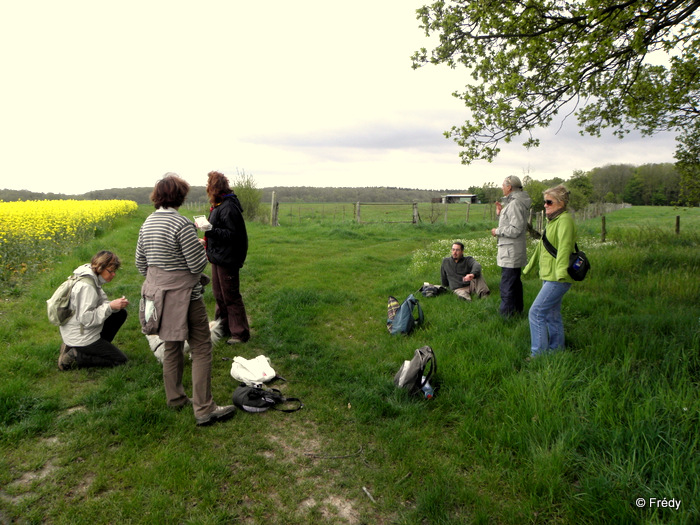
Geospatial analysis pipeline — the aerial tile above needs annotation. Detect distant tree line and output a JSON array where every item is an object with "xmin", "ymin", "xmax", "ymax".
[
  {"xmin": 2, "ymin": 162, "xmax": 696, "ymax": 210},
  {"xmin": 260, "ymin": 186, "xmax": 460, "ymax": 204},
  {"xmin": 0, "ymin": 186, "xmax": 460, "ymax": 206},
  {"xmin": 0, "ymin": 170, "xmax": 263, "ymax": 222},
  {"xmin": 468, "ymin": 162, "xmax": 697, "ymax": 210},
  {"xmin": 0, "ymin": 187, "xmax": 161, "ymax": 205}
]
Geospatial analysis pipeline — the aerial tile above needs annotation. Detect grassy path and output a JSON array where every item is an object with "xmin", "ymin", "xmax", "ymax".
[{"xmin": 0, "ymin": 205, "xmax": 698, "ymax": 524}]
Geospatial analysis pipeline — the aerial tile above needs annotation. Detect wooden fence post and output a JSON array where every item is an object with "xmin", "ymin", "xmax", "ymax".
[
  {"xmin": 535, "ymin": 211, "xmax": 542, "ymax": 232},
  {"xmin": 466, "ymin": 202, "xmax": 471, "ymax": 223},
  {"xmin": 676, "ymin": 215, "xmax": 680, "ymax": 234},
  {"xmin": 270, "ymin": 191, "xmax": 279, "ymax": 227},
  {"xmin": 355, "ymin": 202, "xmax": 361, "ymax": 223},
  {"xmin": 412, "ymin": 202, "xmax": 419, "ymax": 224},
  {"xmin": 601, "ymin": 215, "xmax": 606, "ymax": 243}
]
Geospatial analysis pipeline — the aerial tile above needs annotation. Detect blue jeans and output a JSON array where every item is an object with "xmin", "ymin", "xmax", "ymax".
[{"xmin": 528, "ymin": 281, "xmax": 572, "ymax": 356}]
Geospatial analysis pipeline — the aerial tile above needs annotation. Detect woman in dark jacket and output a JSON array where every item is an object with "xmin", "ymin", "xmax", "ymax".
[{"xmin": 203, "ymin": 171, "xmax": 250, "ymax": 344}]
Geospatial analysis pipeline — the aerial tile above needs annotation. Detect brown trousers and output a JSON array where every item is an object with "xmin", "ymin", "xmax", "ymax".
[
  {"xmin": 211, "ymin": 263, "xmax": 250, "ymax": 342},
  {"xmin": 162, "ymin": 298, "xmax": 217, "ymax": 419}
]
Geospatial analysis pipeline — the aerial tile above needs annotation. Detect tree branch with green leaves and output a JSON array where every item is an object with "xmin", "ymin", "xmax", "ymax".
[{"xmin": 412, "ymin": 0, "xmax": 700, "ymax": 166}]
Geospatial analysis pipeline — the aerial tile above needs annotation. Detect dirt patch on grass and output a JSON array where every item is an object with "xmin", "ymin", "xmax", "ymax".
[
  {"xmin": 0, "ymin": 434, "xmax": 95, "ymax": 510},
  {"xmin": 0, "ymin": 458, "xmax": 59, "ymax": 505},
  {"xmin": 252, "ymin": 417, "xmax": 377, "ymax": 524},
  {"xmin": 299, "ymin": 495, "xmax": 360, "ymax": 524}
]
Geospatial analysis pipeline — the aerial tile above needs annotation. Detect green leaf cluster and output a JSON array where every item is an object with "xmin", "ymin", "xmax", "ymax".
[{"xmin": 413, "ymin": 0, "xmax": 700, "ymax": 168}]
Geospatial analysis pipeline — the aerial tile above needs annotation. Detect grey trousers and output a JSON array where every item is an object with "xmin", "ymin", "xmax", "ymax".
[{"xmin": 453, "ymin": 275, "xmax": 491, "ymax": 301}]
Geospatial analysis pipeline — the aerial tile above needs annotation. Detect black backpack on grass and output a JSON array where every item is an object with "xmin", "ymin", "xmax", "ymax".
[
  {"xmin": 419, "ymin": 284, "xmax": 448, "ymax": 297},
  {"xmin": 232, "ymin": 385, "xmax": 303, "ymax": 413}
]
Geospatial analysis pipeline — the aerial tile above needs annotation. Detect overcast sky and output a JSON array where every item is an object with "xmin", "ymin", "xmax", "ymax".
[{"xmin": 0, "ymin": 1, "xmax": 677, "ymax": 195}]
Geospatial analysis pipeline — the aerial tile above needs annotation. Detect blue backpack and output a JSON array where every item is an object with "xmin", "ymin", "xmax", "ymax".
[{"xmin": 387, "ymin": 294, "xmax": 424, "ymax": 335}]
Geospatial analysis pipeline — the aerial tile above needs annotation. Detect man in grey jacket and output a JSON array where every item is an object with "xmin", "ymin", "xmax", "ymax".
[
  {"xmin": 491, "ymin": 175, "xmax": 532, "ymax": 317},
  {"xmin": 440, "ymin": 242, "xmax": 490, "ymax": 301}
]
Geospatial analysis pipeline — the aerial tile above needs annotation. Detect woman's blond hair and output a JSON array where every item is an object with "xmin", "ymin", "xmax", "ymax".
[{"xmin": 543, "ymin": 185, "xmax": 570, "ymax": 208}]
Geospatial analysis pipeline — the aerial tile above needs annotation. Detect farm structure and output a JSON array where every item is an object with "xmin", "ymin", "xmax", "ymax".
[{"xmin": 437, "ymin": 194, "xmax": 479, "ymax": 204}]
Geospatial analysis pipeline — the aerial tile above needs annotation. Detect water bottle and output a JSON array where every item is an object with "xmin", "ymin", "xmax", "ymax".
[
  {"xmin": 572, "ymin": 255, "xmax": 583, "ymax": 270},
  {"xmin": 421, "ymin": 377, "xmax": 434, "ymax": 399}
]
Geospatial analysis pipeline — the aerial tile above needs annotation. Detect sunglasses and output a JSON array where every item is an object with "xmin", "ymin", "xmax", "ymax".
[{"xmin": 544, "ymin": 199, "xmax": 555, "ymax": 205}]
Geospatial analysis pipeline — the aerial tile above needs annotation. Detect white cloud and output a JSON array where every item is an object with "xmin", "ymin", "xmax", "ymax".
[{"xmin": 0, "ymin": 1, "xmax": 676, "ymax": 195}]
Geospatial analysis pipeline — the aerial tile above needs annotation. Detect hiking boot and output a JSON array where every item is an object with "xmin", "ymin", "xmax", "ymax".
[
  {"xmin": 195, "ymin": 405, "xmax": 237, "ymax": 426},
  {"xmin": 58, "ymin": 344, "xmax": 77, "ymax": 371}
]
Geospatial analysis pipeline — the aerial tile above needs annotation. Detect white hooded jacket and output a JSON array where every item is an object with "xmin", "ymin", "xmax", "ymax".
[{"xmin": 59, "ymin": 264, "xmax": 114, "ymax": 347}]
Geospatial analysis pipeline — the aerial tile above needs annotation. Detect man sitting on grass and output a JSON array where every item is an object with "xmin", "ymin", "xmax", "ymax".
[{"xmin": 440, "ymin": 242, "xmax": 490, "ymax": 301}]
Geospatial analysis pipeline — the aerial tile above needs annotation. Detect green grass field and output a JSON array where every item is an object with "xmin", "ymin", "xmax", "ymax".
[
  {"xmin": 272, "ymin": 201, "xmax": 497, "ymax": 225},
  {"xmin": 0, "ymin": 205, "xmax": 698, "ymax": 524}
]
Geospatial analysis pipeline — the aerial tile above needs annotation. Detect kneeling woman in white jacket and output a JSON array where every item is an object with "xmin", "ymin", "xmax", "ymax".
[{"xmin": 58, "ymin": 250, "xmax": 129, "ymax": 370}]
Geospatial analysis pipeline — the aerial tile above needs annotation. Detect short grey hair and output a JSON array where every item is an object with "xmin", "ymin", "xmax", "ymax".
[{"xmin": 504, "ymin": 175, "xmax": 522, "ymax": 189}]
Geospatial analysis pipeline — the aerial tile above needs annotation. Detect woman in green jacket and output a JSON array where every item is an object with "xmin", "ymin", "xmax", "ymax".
[{"xmin": 523, "ymin": 185, "xmax": 576, "ymax": 357}]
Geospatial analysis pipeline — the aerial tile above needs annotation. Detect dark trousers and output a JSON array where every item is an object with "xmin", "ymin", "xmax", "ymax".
[
  {"xmin": 72, "ymin": 309, "xmax": 129, "ymax": 368},
  {"xmin": 499, "ymin": 267, "xmax": 524, "ymax": 317},
  {"xmin": 211, "ymin": 264, "xmax": 250, "ymax": 342}
]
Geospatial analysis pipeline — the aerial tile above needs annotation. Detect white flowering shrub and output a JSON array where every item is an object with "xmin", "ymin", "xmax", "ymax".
[
  {"xmin": 410, "ymin": 237, "xmax": 499, "ymax": 280},
  {"xmin": 410, "ymin": 234, "xmax": 613, "ymax": 282}
]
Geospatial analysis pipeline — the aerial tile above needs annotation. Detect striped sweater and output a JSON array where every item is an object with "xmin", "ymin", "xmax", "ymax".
[{"xmin": 136, "ymin": 208, "xmax": 208, "ymax": 299}]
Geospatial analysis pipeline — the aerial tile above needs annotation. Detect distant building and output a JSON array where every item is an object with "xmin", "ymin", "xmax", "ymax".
[{"xmin": 441, "ymin": 194, "xmax": 479, "ymax": 204}]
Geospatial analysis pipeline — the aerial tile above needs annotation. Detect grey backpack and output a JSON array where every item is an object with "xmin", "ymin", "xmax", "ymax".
[
  {"xmin": 394, "ymin": 346, "xmax": 436, "ymax": 395},
  {"xmin": 47, "ymin": 275, "xmax": 96, "ymax": 326}
]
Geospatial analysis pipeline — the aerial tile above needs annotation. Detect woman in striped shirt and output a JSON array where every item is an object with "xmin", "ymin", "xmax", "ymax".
[{"xmin": 136, "ymin": 173, "xmax": 236, "ymax": 426}]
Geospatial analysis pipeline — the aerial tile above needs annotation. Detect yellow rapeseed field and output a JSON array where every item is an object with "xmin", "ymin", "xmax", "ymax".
[{"xmin": 0, "ymin": 199, "xmax": 138, "ymax": 284}]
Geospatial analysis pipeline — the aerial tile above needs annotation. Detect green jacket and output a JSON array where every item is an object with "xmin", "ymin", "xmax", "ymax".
[{"xmin": 523, "ymin": 211, "xmax": 577, "ymax": 283}]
